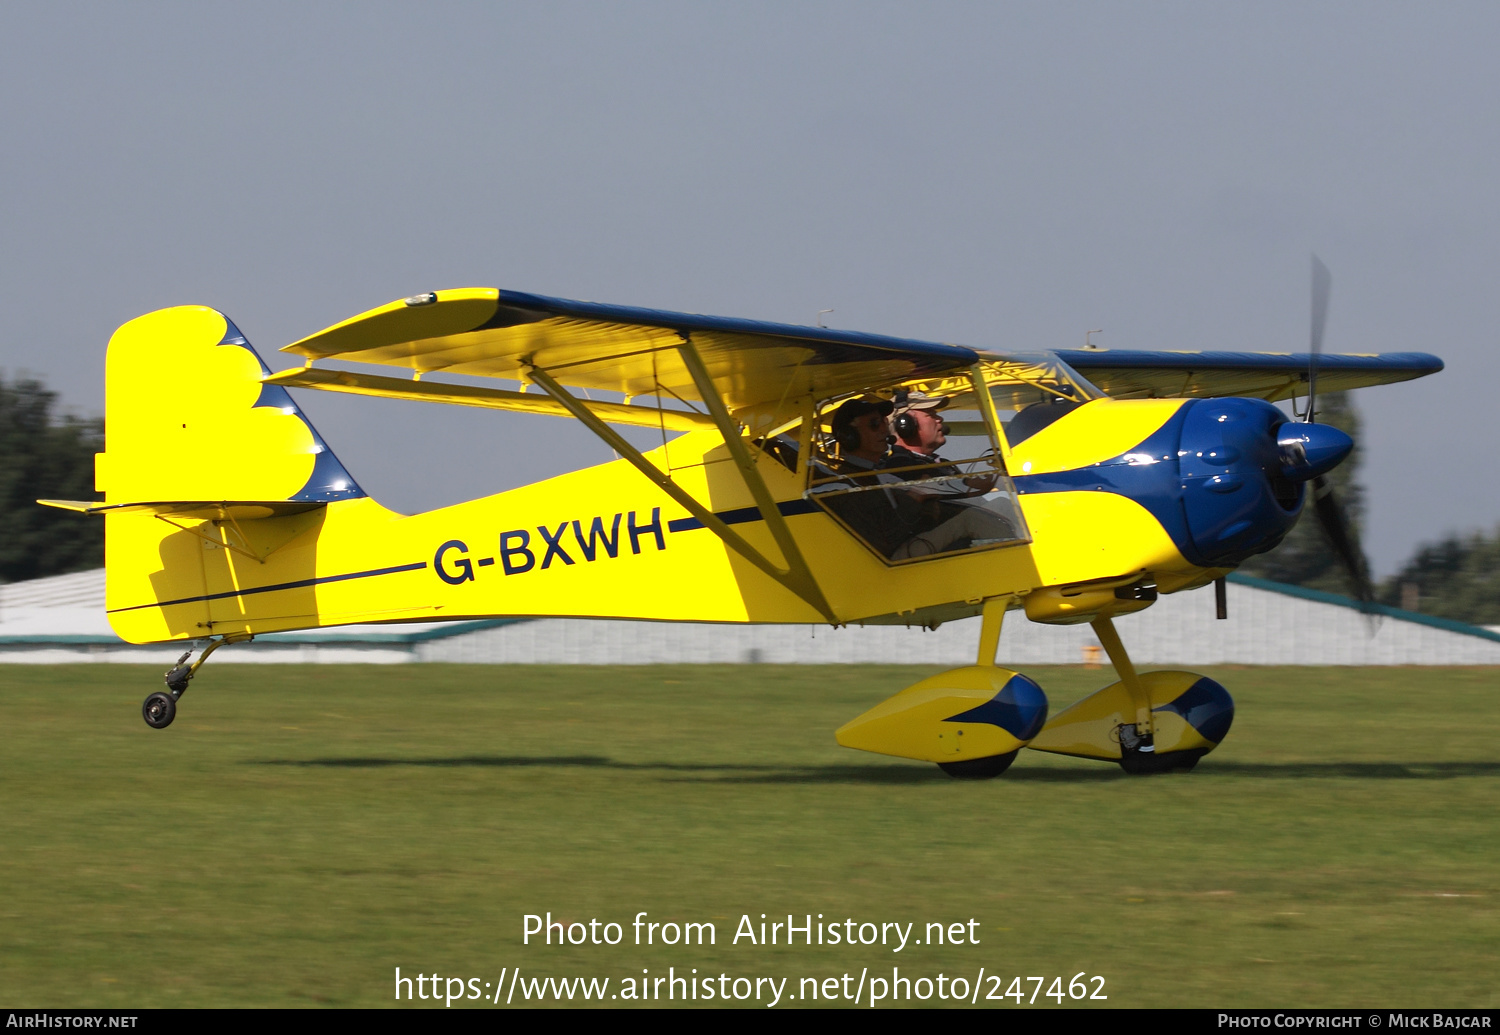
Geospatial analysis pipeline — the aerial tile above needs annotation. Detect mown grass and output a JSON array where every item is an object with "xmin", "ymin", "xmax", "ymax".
[{"xmin": 1, "ymin": 663, "xmax": 1495, "ymax": 1008}]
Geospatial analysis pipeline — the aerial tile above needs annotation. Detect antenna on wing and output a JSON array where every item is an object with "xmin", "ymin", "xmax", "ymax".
[
  {"xmin": 1307, "ymin": 255, "xmax": 1331, "ymax": 424},
  {"xmin": 816, "ymin": 309, "xmax": 834, "ymax": 328},
  {"xmin": 1083, "ymin": 329, "xmax": 1103, "ymax": 350}
]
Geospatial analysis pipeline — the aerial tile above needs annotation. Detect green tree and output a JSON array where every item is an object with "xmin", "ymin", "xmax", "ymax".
[
  {"xmin": 1238, "ymin": 391, "xmax": 1367, "ymax": 594},
  {"xmin": 0, "ymin": 377, "xmax": 103, "ymax": 582},
  {"xmin": 1378, "ymin": 528, "xmax": 1500, "ymax": 626}
]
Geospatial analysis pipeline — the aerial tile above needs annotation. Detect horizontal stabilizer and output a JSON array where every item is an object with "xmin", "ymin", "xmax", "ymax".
[{"xmin": 38, "ymin": 499, "xmax": 325, "ymax": 520}]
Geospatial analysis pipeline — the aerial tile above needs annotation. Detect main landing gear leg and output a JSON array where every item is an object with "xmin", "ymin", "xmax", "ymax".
[
  {"xmin": 939, "ymin": 596, "xmax": 1025, "ymax": 779},
  {"xmin": 1091, "ymin": 616, "xmax": 1199, "ymax": 774},
  {"xmin": 1029, "ymin": 617, "xmax": 1233, "ymax": 771},
  {"xmin": 1090, "ymin": 616, "xmax": 1153, "ymax": 768},
  {"xmin": 141, "ymin": 634, "xmax": 250, "ymax": 729},
  {"xmin": 833, "ymin": 595, "xmax": 1049, "ymax": 778}
]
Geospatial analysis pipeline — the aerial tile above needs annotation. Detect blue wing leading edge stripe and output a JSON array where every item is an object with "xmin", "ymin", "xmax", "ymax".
[
  {"xmin": 1056, "ymin": 349, "xmax": 1443, "ymax": 376},
  {"xmin": 494, "ymin": 289, "xmax": 980, "ymax": 371}
]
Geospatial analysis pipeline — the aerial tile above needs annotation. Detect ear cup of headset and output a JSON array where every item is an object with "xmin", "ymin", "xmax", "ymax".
[
  {"xmin": 834, "ymin": 423, "xmax": 861, "ymax": 450},
  {"xmin": 894, "ymin": 411, "xmax": 919, "ymax": 443}
]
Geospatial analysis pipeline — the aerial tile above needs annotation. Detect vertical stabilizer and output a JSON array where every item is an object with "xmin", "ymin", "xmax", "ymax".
[
  {"xmin": 99, "ymin": 305, "xmax": 368, "ymax": 643},
  {"xmin": 97, "ymin": 305, "xmax": 364, "ymax": 504}
]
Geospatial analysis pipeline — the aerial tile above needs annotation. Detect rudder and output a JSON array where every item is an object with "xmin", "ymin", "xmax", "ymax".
[
  {"xmin": 97, "ymin": 306, "xmax": 367, "ymax": 643},
  {"xmin": 97, "ymin": 305, "xmax": 363, "ymax": 504}
]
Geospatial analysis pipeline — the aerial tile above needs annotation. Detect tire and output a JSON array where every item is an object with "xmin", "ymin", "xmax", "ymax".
[
  {"xmin": 142, "ymin": 691, "xmax": 177, "ymax": 730},
  {"xmin": 938, "ymin": 750, "xmax": 1018, "ymax": 779},
  {"xmin": 1118, "ymin": 747, "xmax": 1206, "ymax": 775}
]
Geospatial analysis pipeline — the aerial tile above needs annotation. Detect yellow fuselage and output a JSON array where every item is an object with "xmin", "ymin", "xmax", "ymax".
[{"xmin": 104, "ymin": 405, "xmax": 1206, "ymax": 644}]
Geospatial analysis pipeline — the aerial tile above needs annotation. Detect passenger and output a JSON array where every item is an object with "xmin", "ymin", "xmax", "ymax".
[{"xmin": 819, "ymin": 392, "xmax": 1016, "ymax": 561}]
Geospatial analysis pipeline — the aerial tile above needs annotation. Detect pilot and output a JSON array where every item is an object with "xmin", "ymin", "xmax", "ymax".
[
  {"xmin": 880, "ymin": 391, "xmax": 1014, "ymax": 559},
  {"xmin": 882, "ymin": 391, "xmax": 961, "ymax": 477}
]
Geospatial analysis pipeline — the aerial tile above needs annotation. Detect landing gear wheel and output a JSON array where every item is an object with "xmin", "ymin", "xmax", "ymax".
[
  {"xmin": 142, "ymin": 691, "xmax": 177, "ymax": 730},
  {"xmin": 939, "ymin": 750, "xmax": 1018, "ymax": 779},
  {"xmin": 1118, "ymin": 747, "xmax": 1206, "ymax": 775}
]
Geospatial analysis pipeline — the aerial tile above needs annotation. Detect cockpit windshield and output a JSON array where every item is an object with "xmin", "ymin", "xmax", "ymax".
[
  {"xmin": 972, "ymin": 352, "xmax": 1106, "ymax": 447},
  {"xmin": 976, "ymin": 350, "xmax": 1104, "ymax": 404}
]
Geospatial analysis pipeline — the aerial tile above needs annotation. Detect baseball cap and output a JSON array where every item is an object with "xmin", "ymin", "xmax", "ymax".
[
  {"xmin": 831, "ymin": 396, "xmax": 894, "ymax": 433},
  {"xmin": 892, "ymin": 390, "xmax": 949, "ymax": 415}
]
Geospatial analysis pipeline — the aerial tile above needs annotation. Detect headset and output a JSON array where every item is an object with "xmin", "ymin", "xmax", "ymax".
[
  {"xmin": 834, "ymin": 419, "xmax": 863, "ymax": 451},
  {"xmin": 834, "ymin": 397, "xmax": 897, "ymax": 452},
  {"xmin": 893, "ymin": 411, "xmax": 920, "ymax": 444},
  {"xmin": 892, "ymin": 390, "xmax": 920, "ymax": 444}
]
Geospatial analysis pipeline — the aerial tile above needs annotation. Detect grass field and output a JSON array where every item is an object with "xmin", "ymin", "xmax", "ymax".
[{"xmin": 1, "ymin": 663, "xmax": 1496, "ymax": 1008}]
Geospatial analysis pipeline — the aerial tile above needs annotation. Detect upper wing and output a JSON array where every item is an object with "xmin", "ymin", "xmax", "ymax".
[
  {"xmin": 281, "ymin": 288, "xmax": 979, "ymax": 416},
  {"xmin": 1054, "ymin": 349, "xmax": 1444, "ymax": 401}
]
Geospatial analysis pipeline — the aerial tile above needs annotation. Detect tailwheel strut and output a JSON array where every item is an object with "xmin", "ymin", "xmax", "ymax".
[{"xmin": 142, "ymin": 634, "xmax": 250, "ymax": 729}]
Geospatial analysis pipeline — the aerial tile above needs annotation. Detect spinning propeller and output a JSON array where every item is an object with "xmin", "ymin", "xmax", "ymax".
[{"xmin": 1284, "ymin": 256, "xmax": 1377, "ymax": 611}]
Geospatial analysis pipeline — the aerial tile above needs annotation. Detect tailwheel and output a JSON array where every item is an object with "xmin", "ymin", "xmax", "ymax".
[
  {"xmin": 939, "ymin": 750, "xmax": 1019, "ymax": 779},
  {"xmin": 140, "ymin": 636, "xmax": 250, "ymax": 729},
  {"xmin": 142, "ymin": 691, "xmax": 177, "ymax": 730}
]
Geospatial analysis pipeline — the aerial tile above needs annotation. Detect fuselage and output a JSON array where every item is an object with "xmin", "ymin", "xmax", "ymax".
[{"xmin": 103, "ymin": 392, "xmax": 1326, "ymax": 644}]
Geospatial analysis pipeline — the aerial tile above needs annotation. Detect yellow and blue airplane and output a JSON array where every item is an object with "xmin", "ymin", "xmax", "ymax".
[{"xmin": 41, "ymin": 286, "xmax": 1441, "ymax": 776}]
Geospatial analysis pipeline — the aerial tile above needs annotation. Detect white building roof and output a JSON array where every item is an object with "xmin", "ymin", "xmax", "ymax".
[{"xmin": 1, "ymin": 569, "xmax": 1497, "ymax": 666}]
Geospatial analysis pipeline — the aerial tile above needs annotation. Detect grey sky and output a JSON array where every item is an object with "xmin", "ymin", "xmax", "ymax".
[{"xmin": 2, "ymin": 2, "xmax": 1494, "ymax": 575}]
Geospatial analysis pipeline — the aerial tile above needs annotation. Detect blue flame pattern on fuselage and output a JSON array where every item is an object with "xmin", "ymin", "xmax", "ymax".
[{"xmin": 1011, "ymin": 397, "xmax": 1308, "ymax": 568}]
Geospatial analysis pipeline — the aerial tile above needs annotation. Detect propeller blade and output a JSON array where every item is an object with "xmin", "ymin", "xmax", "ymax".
[
  {"xmin": 1307, "ymin": 254, "xmax": 1332, "ymax": 423},
  {"xmin": 1311, "ymin": 474, "xmax": 1375, "ymax": 612}
]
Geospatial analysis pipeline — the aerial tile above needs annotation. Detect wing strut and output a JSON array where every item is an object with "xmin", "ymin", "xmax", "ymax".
[
  {"xmin": 263, "ymin": 366, "xmax": 716, "ymax": 433},
  {"xmin": 523, "ymin": 347, "xmax": 840, "ymax": 624}
]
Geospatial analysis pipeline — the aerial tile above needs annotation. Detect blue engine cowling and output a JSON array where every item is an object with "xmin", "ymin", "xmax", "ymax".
[
  {"xmin": 1178, "ymin": 398, "xmax": 1351, "ymax": 565},
  {"xmin": 1011, "ymin": 397, "xmax": 1353, "ymax": 569}
]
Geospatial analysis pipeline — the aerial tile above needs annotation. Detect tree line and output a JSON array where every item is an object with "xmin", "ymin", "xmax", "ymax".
[
  {"xmin": 0, "ymin": 377, "xmax": 102, "ymax": 582},
  {"xmin": 1237, "ymin": 392, "xmax": 1497, "ymax": 625}
]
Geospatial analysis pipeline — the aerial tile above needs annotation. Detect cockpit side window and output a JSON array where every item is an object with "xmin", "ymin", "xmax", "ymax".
[
  {"xmin": 804, "ymin": 384, "xmax": 1031, "ymax": 565},
  {"xmin": 1005, "ymin": 397, "xmax": 1082, "ymax": 445},
  {"xmin": 755, "ymin": 433, "xmax": 800, "ymax": 473}
]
